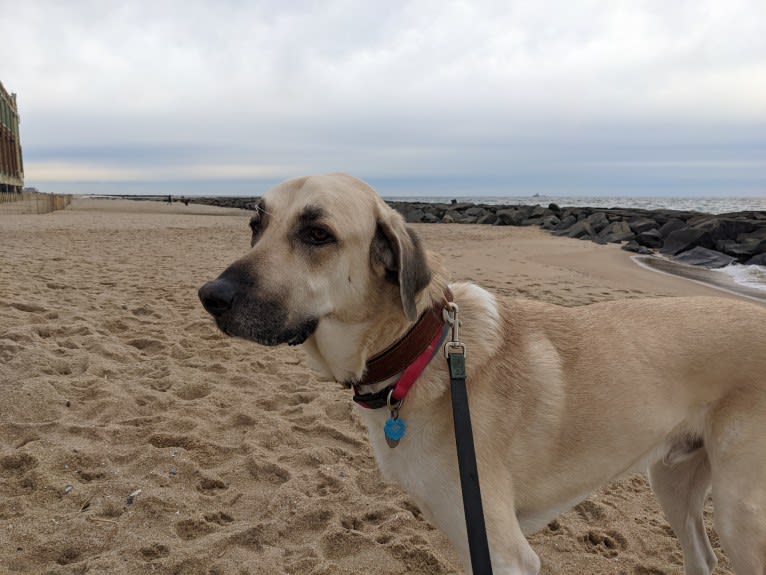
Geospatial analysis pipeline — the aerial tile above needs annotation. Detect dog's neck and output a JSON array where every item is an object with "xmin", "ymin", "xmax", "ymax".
[{"xmin": 302, "ymin": 256, "xmax": 448, "ymax": 385}]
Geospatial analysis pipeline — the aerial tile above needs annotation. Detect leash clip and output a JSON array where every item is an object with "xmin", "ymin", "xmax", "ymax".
[
  {"xmin": 384, "ymin": 389, "xmax": 406, "ymax": 448},
  {"xmin": 443, "ymin": 302, "xmax": 467, "ymax": 358},
  {"xmin": 386, "ymin": 388, "xmax": 403, "ymax": 418}
]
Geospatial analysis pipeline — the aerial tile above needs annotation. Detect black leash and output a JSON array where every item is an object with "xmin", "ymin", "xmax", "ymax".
[{"xmin": 445, "ymin": 303, "xmax": 493, "ymax": 574}]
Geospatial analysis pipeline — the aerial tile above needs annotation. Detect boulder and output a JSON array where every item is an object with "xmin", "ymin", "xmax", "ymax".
[
  {"xmin": 605, "ymin": 208, "xmax": 650, "ymax": 221},
  {"xmin": 643, "ymin": 210, "xmax": 680, "ymax": 227},
  {"xmin": 629, "ymin": 217, "xmax": 658, "ymax": 234},
  {"xmin": 746, "ymin": 253, "xmax": 766, "ymax": 266},
  {"xmin": 548, "ymin": 203, "xmax": 561, "ymax": 213},
  {"xmin": 540, "ymin": 215, "xmax": 561, "ymax": 230},
  {"xmin": 586, "ymin": 212, "xmax": 610, "ymax": 233},
  {"xmin": 563, "ymin": 220, "xmax": 595, "ymax": 239},
  {"xmin": 495, "ymin": 209, "xmax": 528, "ymax": 226},
  {"xmin": 719, "ymin": 210, "xmax": 766, "ymax": 220},
  {"xmin": 622, "ymin": 240, "xmax": 653, "ymax": 254},
  {"xmin": 404, "ymin": 209, "xmax": 425, "ymax": 223},
  {"xmin": 743, "ymin": 238, "xmax": 766, "ymax": 256},
  {"xmin": 660, "ymin": 227, "xmax": 713, "ymax": 256},
  {"xmin": 715, "ymin": 240, "xmax": 739, "ymax": 256},
  {"xmin": 737, "ymin": 227, "xmax": 766, "ymax": 242},
  {"xmin": 691, "ymin": 217, "xmax": 758, "ymax": 243},
  {"xmin": 477, "ymin": 213, "xmax": 498, "ymax": 225},
  {"xmin": 447, "ymin": 202, "xmax": 474, "ymax": 211},
  {"xmin": 635, "ymin": 229, "xmax": 664, "ymax": 249},
  {"xmin": 554, "ymin": 214, "xmax": 577, "ymax": 231},
  {"xmin": 573, "ymin": 209, "xmax": 590, "ymax": 221},
  {"xmin": 598, "ymin": 221, "xmax": 634, "ymax": 243},
  {"xmin": 442, "ymin": 213, "xmax": 455, "ymax": 223},
  {"xmin": 674, "ymin": 247, "xmax": 736, "ymax": 269},
  {"xmin": 658, "ymin": 218, "xmax": 686, "ymax": 238},
  {"xmin": 422, "ymin": 212, "xmax": 440, "ymax": 223},
  {"xmin": 715, "ymin": 238, "xmax": 766, "ymax": 258},
  {"xmin": 465, "ymin": 206, "xmax": 488, "ymax": 217}
]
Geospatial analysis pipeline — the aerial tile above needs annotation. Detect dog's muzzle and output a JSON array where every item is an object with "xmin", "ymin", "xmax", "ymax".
[{"xmin": 198, "ymin": 277, "xmax": 318, "ymax": 346}]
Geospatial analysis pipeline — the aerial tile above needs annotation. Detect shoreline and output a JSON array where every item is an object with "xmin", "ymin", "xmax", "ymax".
[{"xmin": 632, "ymin": 255, "xmax": 766, "ymax": 304}]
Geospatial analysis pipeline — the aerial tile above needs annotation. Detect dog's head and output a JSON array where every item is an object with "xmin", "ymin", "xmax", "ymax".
[{"xmin": 198, "ymin": 174, "xmax": 431, "ymax": 346}]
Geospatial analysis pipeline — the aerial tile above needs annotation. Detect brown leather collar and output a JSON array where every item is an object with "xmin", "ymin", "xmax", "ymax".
[{"xmin": 355, "ymin": 288, "xmax": 453, "ymax": 388}]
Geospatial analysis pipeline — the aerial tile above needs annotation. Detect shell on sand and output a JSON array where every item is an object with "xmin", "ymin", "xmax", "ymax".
[{"xmin": 0, "ymin": 198, "xmax": 739, "ymax": 574}]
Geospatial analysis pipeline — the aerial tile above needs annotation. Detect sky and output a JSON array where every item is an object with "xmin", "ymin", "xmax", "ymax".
[{"xmin": 2, "ymin": 0, "xmax": 765, "ymax": 197}]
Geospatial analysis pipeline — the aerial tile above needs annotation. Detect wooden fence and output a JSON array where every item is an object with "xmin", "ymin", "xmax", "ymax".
[{"xmin": 0, "ymin": 190, "xmax": 72, "ymax": 214}]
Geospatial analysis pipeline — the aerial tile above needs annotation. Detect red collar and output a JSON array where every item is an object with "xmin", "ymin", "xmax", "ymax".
[{"xmin": 352, "ymin": 289, "xmax": 452, "ymax": 409}]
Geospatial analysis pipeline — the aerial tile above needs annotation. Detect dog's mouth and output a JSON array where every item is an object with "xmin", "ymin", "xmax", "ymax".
[{"xmin": 216, "ymin": 315, "xmax": 318, "ymax": 347}]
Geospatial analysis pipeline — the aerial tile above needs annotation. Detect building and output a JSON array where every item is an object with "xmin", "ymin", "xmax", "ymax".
[{"xmin": 0, "ymin": 80, "xmax": 23, "ymax": 193}]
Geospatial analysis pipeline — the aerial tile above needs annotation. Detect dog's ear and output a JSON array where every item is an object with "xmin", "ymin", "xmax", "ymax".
[{"xmin": 371, "ymin": 210, "xmax": 432, "ymax": 321}]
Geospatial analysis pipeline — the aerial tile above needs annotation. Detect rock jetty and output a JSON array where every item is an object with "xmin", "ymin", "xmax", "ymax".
[{"xmin": 185, "ymin": 196, "xmax": 766, "ymax": 269}]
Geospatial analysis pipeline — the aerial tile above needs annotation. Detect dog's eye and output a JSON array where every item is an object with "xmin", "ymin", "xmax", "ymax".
[{"xmin": 301, "ymin": 226, "xmax": 335, "ymax": 246}]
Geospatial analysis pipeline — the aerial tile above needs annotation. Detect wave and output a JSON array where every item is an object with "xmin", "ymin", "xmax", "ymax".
[{"xmin": 715, "ymin": 264, "xmax": 766, "ymax": 292}]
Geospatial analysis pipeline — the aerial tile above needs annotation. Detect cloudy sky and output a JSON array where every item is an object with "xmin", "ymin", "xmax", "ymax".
[{"xmin": 2, "ymin": 0, "xmax": 765, "ymax": 197}]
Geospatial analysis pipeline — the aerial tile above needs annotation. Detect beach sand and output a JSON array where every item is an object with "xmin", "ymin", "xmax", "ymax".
[{"xmin": 1, "ymin": 198, "xmax": 759, "ymax": 574}]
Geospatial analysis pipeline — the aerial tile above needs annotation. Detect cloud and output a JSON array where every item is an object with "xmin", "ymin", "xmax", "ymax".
[
  {"xmin": 1, "ymin": 0, "xmax": 764, "ymax": 194},
  {"xmin": 27, "ymin": 161, "xmax": 290, "ymax": 182}
]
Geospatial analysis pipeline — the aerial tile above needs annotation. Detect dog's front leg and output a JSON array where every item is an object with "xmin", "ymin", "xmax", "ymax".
[
  {"xmin": 487, "ymin": 517, "xmax": 541, "ymax": 575},
  {"xmin": 422, "ymin": 462, "xmax": 540, "ymax": 573},
  {"xmin": 455, "ymin": 512, "xmax": 540, "ymax": 575}
]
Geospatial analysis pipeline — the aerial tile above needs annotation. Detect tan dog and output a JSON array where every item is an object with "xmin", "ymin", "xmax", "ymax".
[{"xmin": 199, "ymin": 174, "xmax": 766, "ymax": 575}]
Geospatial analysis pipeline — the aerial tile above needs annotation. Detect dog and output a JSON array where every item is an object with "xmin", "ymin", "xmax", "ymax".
[{"xmin": 199, "ymin": 173, "xmax": 766, "ymax": 574}]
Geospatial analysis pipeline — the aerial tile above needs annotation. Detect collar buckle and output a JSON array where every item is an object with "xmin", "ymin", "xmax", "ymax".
[{"xmin": 352, "ymin": 385, "xmax": 393, "ymax": 409}]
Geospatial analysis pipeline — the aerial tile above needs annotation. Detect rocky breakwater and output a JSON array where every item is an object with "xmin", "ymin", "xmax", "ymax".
[
  {"xmin": 183, "ymin": 196, "xmax": 262, "ymax": 210},
  {"xmin": 186, "ymin": 196, "xmax": 766, "ymax": 270},
  {"xmin": 386, "ymin": 200, "xmax": 766, "ymax": 270}
]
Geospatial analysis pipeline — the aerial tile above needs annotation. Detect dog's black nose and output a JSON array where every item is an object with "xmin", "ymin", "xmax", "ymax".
[{"xmin": 198, "ymin": 279, "xmax": 236, "ymax": 317}]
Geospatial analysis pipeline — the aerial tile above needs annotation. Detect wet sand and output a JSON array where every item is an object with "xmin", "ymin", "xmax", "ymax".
[
  {"xmin": 633, "ymin": 255, "xmax": 766, "ymax": 304},
  {"xmin": 1, "ymin": 198, "xmax": 756, "ymax": 574}
]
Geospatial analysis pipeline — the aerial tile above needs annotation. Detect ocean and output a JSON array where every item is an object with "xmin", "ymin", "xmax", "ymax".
[{"xmin": 385, "ymin": 194, "xmax": 766, "ymax": 296}]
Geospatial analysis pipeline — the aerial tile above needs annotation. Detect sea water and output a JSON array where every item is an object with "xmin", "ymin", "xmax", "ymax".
[{"xmin": 714, "ymin": 265, "xmax": 766, "ymax": 293}]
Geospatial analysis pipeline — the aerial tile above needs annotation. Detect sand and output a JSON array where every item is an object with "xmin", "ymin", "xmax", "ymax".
[{"xmin": 1, "ymin": 198, "xmax": 759, "ymax": 575}]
